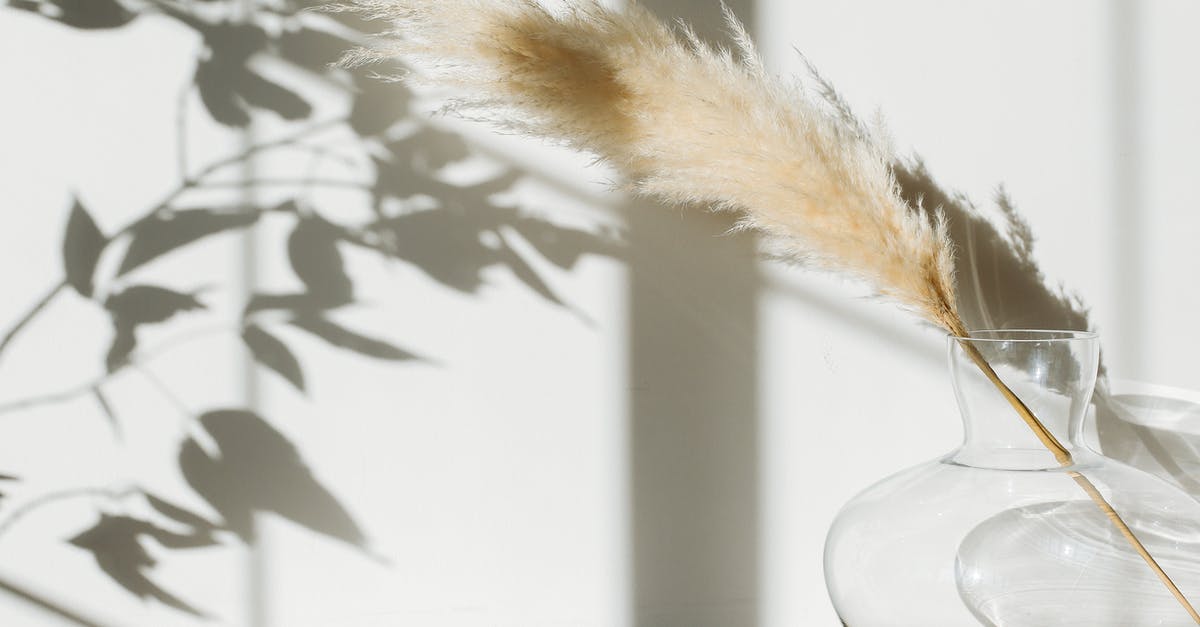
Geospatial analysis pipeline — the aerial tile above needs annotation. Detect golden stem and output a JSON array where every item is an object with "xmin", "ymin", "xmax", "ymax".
[
  {"xmin": 1067, "ymin": 470, "xmax": 1200, "ymax": 623},
  {"xmin": 959, "ymin": 343, "xmax": 1073, "ymax": 464},
  {"xmin": 958, "ymin": 340, "xmax": 1200, "ymax": 624}
]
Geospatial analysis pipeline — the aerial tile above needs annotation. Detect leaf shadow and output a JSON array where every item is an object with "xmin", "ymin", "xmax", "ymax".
[
  {"xmin": 69, "ymin": 512, "xmax": 215, "ymax": 617},
  {"xmin": 103, "ymin": 284, "xmax": 206, "ymax": 371},
  {"xmin": 119, "ymin": 208, "xmax": 262, "ymax": 276},
  {"xmin": 0, "ymin": 473, "xmax": 16, "ymax": 505},
  {"xmin": 193, "ymin": 22, "xmax": 312, "ymax": 127},
  {"xmin": 179, "ymin": 409, "xmax": 367, "ymax": 549},
  {"xmin": 7, "ymin": 0, "xmax": 136, "ymax": 30}
]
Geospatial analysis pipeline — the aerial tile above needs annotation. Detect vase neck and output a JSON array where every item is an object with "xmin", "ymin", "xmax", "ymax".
[{"xmin": 946, "ymin": 331, "xmax": 1100, "ymax": 470}]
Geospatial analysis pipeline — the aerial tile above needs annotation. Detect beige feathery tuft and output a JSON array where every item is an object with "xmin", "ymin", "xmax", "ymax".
[
  {"xmin": 335, "ymin": 0, "xmax": 968, "ymax": 336},
  {"xmin": 335, "ymin": 2, "xmax": 1200, "ymax": 619}
]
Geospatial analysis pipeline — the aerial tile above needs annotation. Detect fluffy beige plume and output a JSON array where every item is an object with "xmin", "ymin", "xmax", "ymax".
[
  {"xmin": 335, "ymin": 2, "xmax": 1200, "ymax": 618},
  {"xmin": 335, "ymin": 0, "xmax": 968, "ymax": 336}
]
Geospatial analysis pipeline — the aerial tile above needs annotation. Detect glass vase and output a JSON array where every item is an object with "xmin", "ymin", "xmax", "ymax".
[{"xmin": 823, "ymin": 330, "xmax": 1200, "ymax": 626}]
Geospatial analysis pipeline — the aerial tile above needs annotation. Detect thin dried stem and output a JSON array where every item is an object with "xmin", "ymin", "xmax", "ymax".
[
  {"xmin": 959, "ymin": 339, "xmax": 1199, "ymax": 622},
  {"xmin": 1068, "ymin": 470, "xmax": 1200, "ymax": 623},
  {"xmin": 958, "ymin": 341, "xmax": 1072, "ymax": 463}
]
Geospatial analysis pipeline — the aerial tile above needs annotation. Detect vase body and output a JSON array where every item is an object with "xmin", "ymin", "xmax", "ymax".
[{"xmin": 824, "ymin": 330, "xmax": 1200, "ymax": 626}]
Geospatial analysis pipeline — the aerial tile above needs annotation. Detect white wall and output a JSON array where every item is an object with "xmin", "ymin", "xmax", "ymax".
[{"xmin": 1, "ymin": 1, "xmax": 1197, "ymax": 626}]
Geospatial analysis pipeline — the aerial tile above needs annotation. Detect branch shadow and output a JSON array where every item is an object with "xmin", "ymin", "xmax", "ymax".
[{"xmin": 1, "ymin": 0, "xmax": 624, "ymax": 623}]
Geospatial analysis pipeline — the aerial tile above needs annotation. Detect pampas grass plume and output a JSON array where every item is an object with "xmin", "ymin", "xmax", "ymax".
[
  {"xmin": 334, "ymin": 0, "xmax": 968, "ymax": 337},
  {"xmin": 332, "ymin": 3, "xmax": 1200, "ymax": 618}
]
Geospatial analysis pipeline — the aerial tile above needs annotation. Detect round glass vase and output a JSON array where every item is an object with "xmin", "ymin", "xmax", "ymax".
[{"xmin": 823, "ymin": 330, "xmax": 1200, "ymax": 627}]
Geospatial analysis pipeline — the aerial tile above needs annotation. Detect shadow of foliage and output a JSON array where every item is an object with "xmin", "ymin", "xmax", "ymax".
[
  {"xmin": 242, "ymin": 324, "xmax": 306, "ymax": 391},
  {"xmin": 118, "ymin": 207, "xmax": 265, "ymax": 276},
  {"xmin": 7, "ymin": 0, "xmax": 136, "ymax": 29},
  {"xmin": 286, "ymin": 215, "xmax": 355, "ymax": 306},
  {"xmin": 194, "ymin": 22, "xmax": 313, "ymax": 127},
  {"xmin": 104, "ymin": 284, "xmax": 206, "ymax": 371},
  {"xmin": 0, "ymin": 473, "xmax": 15, "ymax": 504},
  {"xmin": 62, "ymin": 198, "xmax": 106, "ymax": 298},
  {"xmin": 0, "ymin": 0, "xmax": 622, "ymax": 621},
  {"xmin": 180, "ymin": 410, "xmax": 366, "ymax": 547},
  {"xmin": 69, "ymin": 511, "xmax": 216, "ymax": 617}
]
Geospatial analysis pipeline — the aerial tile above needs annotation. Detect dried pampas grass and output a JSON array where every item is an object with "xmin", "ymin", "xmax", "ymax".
[
  {"xmin": 334, "ymin": 0, "xmax": 967, "ymax": 337},
  {"xmin": 336, "ymin": 2, "xmax": 1199, "ymax": 618}
]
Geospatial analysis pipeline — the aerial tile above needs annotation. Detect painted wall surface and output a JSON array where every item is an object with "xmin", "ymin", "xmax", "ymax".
[{"xmin": 0, "ymin": 1, "xmax": 1197, "ymax": 626}]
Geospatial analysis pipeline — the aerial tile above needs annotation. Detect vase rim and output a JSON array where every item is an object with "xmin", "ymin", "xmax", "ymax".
[{"xmin": 948, "ymin": 329, "xmax": 1099, "ymax": 343}]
